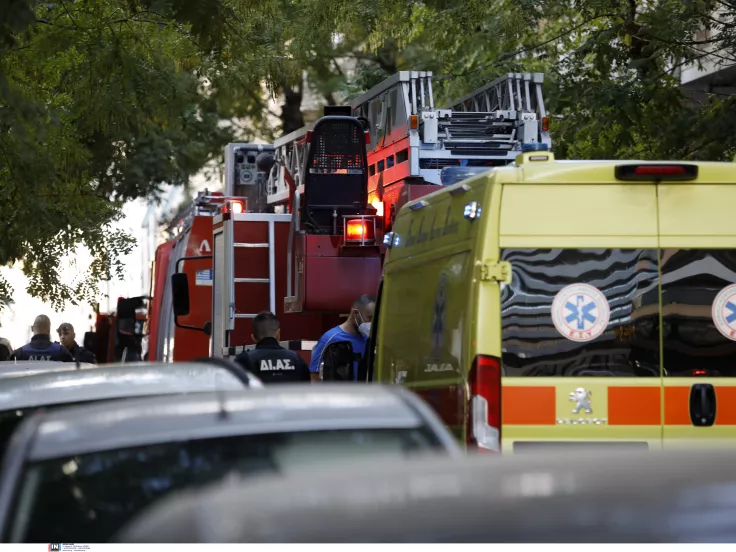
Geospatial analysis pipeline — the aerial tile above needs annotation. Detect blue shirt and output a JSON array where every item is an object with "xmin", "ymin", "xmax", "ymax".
[{"xmin": 309, "ymin": 326, "xmax": 367, "ymax": 381}]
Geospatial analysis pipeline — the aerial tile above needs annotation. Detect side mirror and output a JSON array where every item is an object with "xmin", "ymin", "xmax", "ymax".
[
  {"xmin": 321, "ymin": 341, "xmax": 355, "ymax": 381},
  {"xmin": 171, "ymin": 273, "xmax": 190, "ymax": 317},
  {"xmin": 171, "ymin": 272, "xmax": 212, "ymax": 336}
]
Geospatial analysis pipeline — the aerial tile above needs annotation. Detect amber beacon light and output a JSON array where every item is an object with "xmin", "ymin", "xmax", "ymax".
[{"xmin": 344, "ymin": 217, "xmax": 376, "ymax": 245}]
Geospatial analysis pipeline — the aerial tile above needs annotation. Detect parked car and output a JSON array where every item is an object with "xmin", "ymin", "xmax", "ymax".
[
  {"xmin": 117, "ymin": 447, "xmax": 736, "ymax": 543},
  {"xmin": 0, "ymin": 384, "xmax": 461, "ymax": 542},
  {"xmin": 0, "ymin": 361, "xmax": 259, "ymax": 459},
  {"xmin": 0, "ymin": 361, "xmax": 94, "ymax": 380}
]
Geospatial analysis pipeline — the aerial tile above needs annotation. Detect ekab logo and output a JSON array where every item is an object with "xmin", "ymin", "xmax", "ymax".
[{"xmin": 49, "ymin": 545, "xmax": 61, "ymax": 551}]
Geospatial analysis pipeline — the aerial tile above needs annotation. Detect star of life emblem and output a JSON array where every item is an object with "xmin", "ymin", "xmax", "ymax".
[
  {"xmin": 712, "ymin": 283, "xmax": 736, "ymax": 341},
  {"xmin": 551, "ymin": 283, "xmax": 610, "ymax": 342}
]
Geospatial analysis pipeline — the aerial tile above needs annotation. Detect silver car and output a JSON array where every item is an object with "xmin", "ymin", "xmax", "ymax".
[
  {"xmin": 0, "ymin": 361, "xmax": 260, "ymax": 458},
  {"xmin": 118, "ymin": 448, "xmax": 736, "ymax": 543},
  {"xmin": 0, "ymin": 384, "xmax": 461, "ymax": 542},
  {"xmin": 0, "ymin": 361, "xmax": 94, "ymax": 380}
]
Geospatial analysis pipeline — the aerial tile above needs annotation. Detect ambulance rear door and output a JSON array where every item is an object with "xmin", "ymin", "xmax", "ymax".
[
  {"xmin": 657, "ymin": 167, "xmax": 736, "ymax": 448},
  {"xmin": 498, "ymin": 172, "xmax": 664, "ymax": 452}
]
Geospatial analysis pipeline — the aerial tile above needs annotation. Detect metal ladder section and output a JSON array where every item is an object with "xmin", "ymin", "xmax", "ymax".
[
  {"xmin": 266, "ymin": 125, "xmax": 312, "ymax": 207},
  {"xmin": 228, "ymin": 216, "xmax": 277, "ymax": 322},
  {"xmin": 443, "ymin": 72, "xmax": 551, "ymax": 148},
  {"xmin": 447, "ymin": 72, "xmax": 545, "ymax": 114}
]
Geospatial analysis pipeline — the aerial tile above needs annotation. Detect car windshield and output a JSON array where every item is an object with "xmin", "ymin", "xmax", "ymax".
[{"xmin": 9, "ymin": 427, "xmax": 442, "ymax": 542}]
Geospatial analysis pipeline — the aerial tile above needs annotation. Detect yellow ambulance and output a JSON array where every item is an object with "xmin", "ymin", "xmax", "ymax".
[{"xmin": 366, "ymin": 146, "xmax": 736, "ymax": 452}]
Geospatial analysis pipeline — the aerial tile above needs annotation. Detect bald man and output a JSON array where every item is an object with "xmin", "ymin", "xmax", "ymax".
[{"xmin": 10, "ymin": 315, "xmax": 74, "ymax": 362}]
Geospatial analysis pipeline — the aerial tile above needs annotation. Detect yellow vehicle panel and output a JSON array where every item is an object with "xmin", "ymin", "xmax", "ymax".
[
  {"xmin": 373, "ymin": 152, "xmax": 736, "ymax": 452},
  {"xmin": 376, "ymin": 184, "xmax": 485, "ymax": 443}
]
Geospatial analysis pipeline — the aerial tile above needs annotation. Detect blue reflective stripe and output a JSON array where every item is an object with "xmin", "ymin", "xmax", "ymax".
[
  {"xmin": 22, "ymin": 343, "xmax": 61, "ymax": 353},
  {"xmin": 21, "ymin": 342, "xmax": 63, "ymax": 359}
]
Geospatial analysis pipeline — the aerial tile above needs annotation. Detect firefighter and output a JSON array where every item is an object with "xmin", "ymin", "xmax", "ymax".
[
  {"xmin": 10, "ymin": 315, "xmax": 74, "ymax": 362},
  {"xmin": 234, "ymin": 311, "xmax": 311, "ymax": 383},
  {"xmin": 309, "ymin": 294, "xmax": 375, "ymax": 382},
  {"xmin": 57, "ymin": 322, "xmax": 97, "ymax": 364}
]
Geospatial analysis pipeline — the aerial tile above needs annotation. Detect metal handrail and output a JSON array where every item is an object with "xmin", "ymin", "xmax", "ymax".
[{"xmin": 286, "ymin": 190, "xmax": 301, "ymax": 298}]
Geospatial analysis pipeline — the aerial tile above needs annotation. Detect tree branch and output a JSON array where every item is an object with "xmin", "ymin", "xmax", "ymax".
[
  {"xmin": 58, "ymin": 0, "xmax": 86, "ymax": 31},
  {"xmin": 434, "ymin": 12, "xmax": 619, "ymax": 80}
]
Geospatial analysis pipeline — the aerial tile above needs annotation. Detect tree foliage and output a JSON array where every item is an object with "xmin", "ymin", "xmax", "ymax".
[
  {"xmin": 261, "ymin": 0, "xmax": 736, "ymax": 162},
  {"xmin": 0, "ymin": 0, "xmax": 292, "ymax": 309},
  {"xmin": 319, "ymin": 0, "xmax": 736, "ymax": 162},
  {"xmin": 1, "ymin": 0, "xmax": 735, "ymax": 309}
]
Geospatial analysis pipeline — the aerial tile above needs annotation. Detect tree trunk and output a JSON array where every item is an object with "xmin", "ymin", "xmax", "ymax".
[{"xmin": 280, "ymin": 76, "xmax": 304, "ymax": 135}]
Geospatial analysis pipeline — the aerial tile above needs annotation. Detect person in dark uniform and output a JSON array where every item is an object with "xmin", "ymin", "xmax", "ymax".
[
  {"xmin": 57, "ymin": 322, "xmax": 97, "ymax": 364},
  {"xmin": 10, "ymin": 315, "xmax": 74, "ymax": 362},
  {"xmin": 0, "ymin": 338, "xmax": 12, "ymax": 361},
  {"xmin": 234, "ymin": 311, "xmax": 310, "ymax": 383}
]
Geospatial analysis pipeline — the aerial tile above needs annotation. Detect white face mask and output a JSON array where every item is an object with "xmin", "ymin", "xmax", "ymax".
[{"xmin": 355, "ymin": 311, "xmax": 371, "ymax": 338}]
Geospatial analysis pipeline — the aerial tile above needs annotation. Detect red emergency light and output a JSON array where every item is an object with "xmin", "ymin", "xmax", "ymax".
[
  {"xmin": 344, "ymin": 217, "xmax": 376, "ymax": 245},
  {"xmin": 615, "ymin": 164, "xmax": 698, "ymax": 181},
  {"xmin": 221, "ymin": 199, "xmax": 245, "ymax": 220}
]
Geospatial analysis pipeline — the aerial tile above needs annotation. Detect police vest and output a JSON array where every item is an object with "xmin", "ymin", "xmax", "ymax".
[
  {"xmin": 244, "ymin": 345, "xmax": 309, "ymax": 383},
  {"xmin": 20, "ymin": 342, "xmax": 65, "ymax": 361}
]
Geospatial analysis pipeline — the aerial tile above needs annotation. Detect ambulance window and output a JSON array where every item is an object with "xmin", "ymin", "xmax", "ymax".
[
  {"xmin": 660, "ymin": 249, "xmax": 736, "ymax": 377},
  {"xmin": 500, "ymin": 248, "xmax": 660, "ymax": 377}
]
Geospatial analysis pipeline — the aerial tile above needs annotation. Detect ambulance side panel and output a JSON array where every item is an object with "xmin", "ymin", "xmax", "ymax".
[
  {"xmin": 496, "ymin": 179, "xmax": 663, "ymax": 452},
  {"xmin": 376, "ymin": 179, "xmax": 487, "ymax": 441},
  {"xmin": 658, "ymin": 181, "xmax": 736, "ymax": 448}
]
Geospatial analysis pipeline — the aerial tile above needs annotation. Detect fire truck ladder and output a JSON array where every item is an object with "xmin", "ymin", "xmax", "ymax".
[
  {"xmin": 443, "ymin": 72, "xmax": 551, "ymax": 150},
  {"xmin": 215, "ymin": 212, "xmax": 290, "ymax": 359},
  {"xmin": 232, "ymin": 237, "xmax": 276, "ymax": 320},
  {"xmin": 266, "ymin": 126, "xmax": 312, "ymax": 207}
]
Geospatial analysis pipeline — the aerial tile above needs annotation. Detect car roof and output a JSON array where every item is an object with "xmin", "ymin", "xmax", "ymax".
[
  {"xmin": 28, "ymin": 384, "xmax": 427, "ymax": 461},
  {"xmin": 116, "ymin": 448, "xmax": 736, "ymax": 543},
  {"xmin": 0, "ymin": 362, "xmax": 248, "ymax": 415},
  {"xmin": 0, "ymin": 362, "xmax": 94, "ymax": 379}
]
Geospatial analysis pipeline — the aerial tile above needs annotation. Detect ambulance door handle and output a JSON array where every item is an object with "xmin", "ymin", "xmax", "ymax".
[{"xmin": 689, "ymin": 383, "xmax": 716, "ymax": 427}]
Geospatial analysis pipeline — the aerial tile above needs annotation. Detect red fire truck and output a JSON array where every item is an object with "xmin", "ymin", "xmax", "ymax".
[
  {"xmin": 267, "ymin": 72, "xmax": 551, "ymax": 233},
  {"xmin": 147, "ymin": 71, "xmax": 551, "ymax": 366},
  {"xmin": 147, "ymin": 111, "xmax": 380, "ymax": 365}
]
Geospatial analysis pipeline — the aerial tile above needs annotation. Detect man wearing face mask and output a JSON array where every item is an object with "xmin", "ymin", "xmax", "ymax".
[{"xmin": 309, "ymin": 294, "xmax": 375, "ymax": 382}]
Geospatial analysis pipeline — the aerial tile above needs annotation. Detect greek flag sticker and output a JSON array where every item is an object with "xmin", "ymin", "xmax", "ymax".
[{"xmin": 195, "ymin": 269, "xmax": 213, "ymax": 287}]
